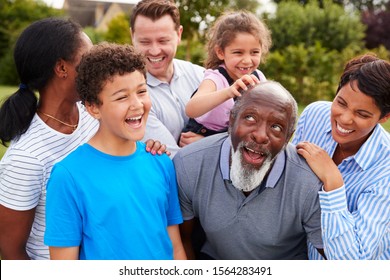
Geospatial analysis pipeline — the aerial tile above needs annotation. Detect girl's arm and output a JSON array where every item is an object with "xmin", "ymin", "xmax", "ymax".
[
  {"xmin": 186, "ymin": 74, "xmax": 259, "ymax": 118},
  {"xmin": 49, "ymin": 246, "xmax": 79, "ymax": 260},
  {"xmin": 167, "ymin": 224, "xmax": 187, "ymax": 260}
]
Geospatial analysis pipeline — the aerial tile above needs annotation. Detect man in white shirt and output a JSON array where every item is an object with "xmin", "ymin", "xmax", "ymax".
[{"xmin": 130, "ymin": 0, "xmax": 205, "ymax": 157}]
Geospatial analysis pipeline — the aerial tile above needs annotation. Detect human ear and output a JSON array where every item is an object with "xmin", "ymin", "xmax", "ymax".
[
  {"xmin": 54, "ymin": 59, "xmax": 68, "ymax": 79},
  {"xmin": 378, "ymin": 113, "xmax": 390, "ymax": 124},
  {"xmin": 215, "ymin": 46, "xmax": 225, "ymax": 60},
  {"xmin": 85, "ymin": 102, "xmax": 101, "ymax": 120}
]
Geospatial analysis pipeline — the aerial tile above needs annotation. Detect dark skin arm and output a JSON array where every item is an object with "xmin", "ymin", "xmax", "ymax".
[
  {"xmin": 179, "ymin": 219, "xmax": 196, "ymax": 260},
  {"xmin": 0, "ymin": 204, "xmax": 35, "ymax": 259}
]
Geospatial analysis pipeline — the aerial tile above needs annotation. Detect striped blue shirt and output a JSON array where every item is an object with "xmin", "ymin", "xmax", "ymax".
[{"xmin": 292, "ymin": 101, "xmax": 390, "ymax": 260}]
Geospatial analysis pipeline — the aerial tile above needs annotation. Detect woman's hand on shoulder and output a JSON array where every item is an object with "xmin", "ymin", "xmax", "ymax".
[{"xmin": 296, "ymin": 141, "xmax": 344, "ymax": 191}]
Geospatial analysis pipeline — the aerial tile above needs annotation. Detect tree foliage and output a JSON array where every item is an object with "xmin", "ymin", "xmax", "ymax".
[
  {"xmin": 267, "ymin": 0, "xmax": 365, "ymax": 51},
  {"xmin": 361, "ymin": 2, "xmax": 390, "ymax": 50},
  {"xmin": 272, "ymin": 0, "xmax": 388, "ymax": 11},
  {"xmin": 103, "ymin": 13, "xmax": 131, "ymax": 45},
  {"xmin": 0, "ymin": 0, "xmax": 64, "ymax": 84}
]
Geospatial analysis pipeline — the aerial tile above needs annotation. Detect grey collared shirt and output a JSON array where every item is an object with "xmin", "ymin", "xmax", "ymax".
[{"xmin": 174, "ymin": 133, "xmax": 323, "ymax": 259}]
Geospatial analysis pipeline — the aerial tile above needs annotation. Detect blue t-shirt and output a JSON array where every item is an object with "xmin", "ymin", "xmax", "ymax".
[{"xmin": 44, "ymin": 142, "xmax": 182, "ymax": 260}]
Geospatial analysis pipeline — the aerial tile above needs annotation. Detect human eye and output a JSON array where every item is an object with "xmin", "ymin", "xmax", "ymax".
[
  {"xmin": 337, "ymin": 98, "xmax": 347, "ymax": 107},
  {"xmin": 357, "ymin": 112, "xmax": 371, "ymax": 119},
  {"xmin": 159, "ymin": 39, "xmax": 170, "ymax": 44},
  {"xmin": 115, "ymin": 95, "xmax": 127, "ymax": 101},
  {"xmin": 137, "ymin": 89, "xmax": 147, "ymax": 95},
  {"xmin": 271, "ymin": 124, "xmax": 283, "ymax": 132},
  {"xmin": 244, "ymin": 114, "xmax": 255, "ymax": 122}
]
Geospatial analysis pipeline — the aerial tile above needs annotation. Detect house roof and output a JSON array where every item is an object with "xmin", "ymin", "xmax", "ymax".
[{"xmin": 64, "ymin": 0, "xmax": 139, "ymax": 27}]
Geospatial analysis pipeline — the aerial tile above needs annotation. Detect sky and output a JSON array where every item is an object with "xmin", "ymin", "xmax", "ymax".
[{"xmin": 42, "ymin": 0, "xmax": 64, "ymax": 9}]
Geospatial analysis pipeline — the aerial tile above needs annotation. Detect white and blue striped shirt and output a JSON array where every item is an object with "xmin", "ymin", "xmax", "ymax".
[
  {"xmin": 292, "ymin": 101, "xmax": 390, "ymax": 260},
  {"xmin": 0, "ymin": 103, "xmax": 98, "ymax": 259}
]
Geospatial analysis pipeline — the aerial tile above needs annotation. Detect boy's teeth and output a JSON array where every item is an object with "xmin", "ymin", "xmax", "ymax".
[{"xmin": 128, "ymin": 116, "xmax": 141, "ymax": 121}]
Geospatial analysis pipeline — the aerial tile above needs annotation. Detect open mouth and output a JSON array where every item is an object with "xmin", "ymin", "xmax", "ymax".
[
  {"xmin": 148, "ymin": 57, "xmax": 164, "ymax": 64},
  {"xmin": 237, "ymin": 67, "xmax": 254, "ymax": 75},
  {"xmin": 336, "ymin": 122, "xmax": 354, "ymax": 135},
  {"xmin": 242, "ymin": 145, "xmax": 269, "ymax": 166},
  {"xmin": 238, "ymin": 67, "xmax": 252, "ymax": 72},
  {"xmin": 125, "ymin": 115, "xmax": 143, "ymax": 128}
]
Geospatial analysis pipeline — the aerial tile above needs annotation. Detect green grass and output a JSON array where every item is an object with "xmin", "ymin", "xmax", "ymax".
[{"xmin": 0, "ymin": 85, "xmax": 389, "ymax": 160}]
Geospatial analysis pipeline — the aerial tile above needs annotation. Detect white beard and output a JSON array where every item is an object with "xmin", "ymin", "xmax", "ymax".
[{"xmin": 230, "ymin": 142, "xmax": 274, "ymax": 193}]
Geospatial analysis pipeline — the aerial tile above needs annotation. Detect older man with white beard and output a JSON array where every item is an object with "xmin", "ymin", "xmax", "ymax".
[{"xmin": 173, "ymin": 81, "xmax": 325, "ymax": 260}]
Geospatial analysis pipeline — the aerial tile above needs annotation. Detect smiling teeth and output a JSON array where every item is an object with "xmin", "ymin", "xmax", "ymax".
[
  {"xmin": 246, "ymin": 147, "xmax": 264, "ymax": 156},
  {"xmin": 337, "ymin": 123, "xmax": 353, "ymax": 133},
  {"xmin": 127, "ymin": 116, "xmax": 142, "ymax": 121},
  {"xmin": 149, "ymin": 57, "xmax": 163, "ymax": 63}
]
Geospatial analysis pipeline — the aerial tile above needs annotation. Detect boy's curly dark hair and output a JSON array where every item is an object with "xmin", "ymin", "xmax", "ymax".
[{"xmin": 76, "ymin": 42, "xmax": 147, "ymax": 105}]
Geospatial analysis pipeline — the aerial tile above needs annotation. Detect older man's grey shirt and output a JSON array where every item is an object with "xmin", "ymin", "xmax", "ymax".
[{"xmin": 173, "ymin": 133, "xmax": 323, "ymax": 260}]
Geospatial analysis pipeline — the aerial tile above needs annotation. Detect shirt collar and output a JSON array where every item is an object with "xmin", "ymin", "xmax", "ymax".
[
  {"xmin": 220, "ymin": 138, "xmax": 285, "ymax": 189},
  {"xmin": 353, "ymin": 124, "xmax": 386, "ymax": 170},
  {"xmin": 146, "ymin": 59, "xmax": 181, "ymax": 87},
  {"xmin": 327, "ymin": 120, "xmax": 385, "ymax": 170}
]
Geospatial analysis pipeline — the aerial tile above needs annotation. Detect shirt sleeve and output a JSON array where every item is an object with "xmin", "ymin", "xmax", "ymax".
[
  {"xmin": 0, "ymin": 149, "xmax": 43, "ymax": 210},
  {"xmin": 319, "ymin": 179, "xmax": 390, "ymax": 259},
  {"xmin": 165, "ymin": 157, "xmax": 183, "ymax": 226},
  {"xmin": 195, "ymin": 69, "xmax": 232, "ymax": 131},
  {"xmin": 142, "ymin": 109, "xmax": 180, "ymax": 158},
  {"xmin": 302, "ymin": 181, "xmax": 323, "ymax": 250},
  {"xmin": 172, "ymin": 153, "xmax": 195, "ymax": 221},
  {"xmin": 44, "ymin": 163, "xmax": 82, "ymax": 247}
]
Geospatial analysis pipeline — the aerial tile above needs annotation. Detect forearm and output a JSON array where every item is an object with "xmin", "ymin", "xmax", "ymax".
[
  {"xmin": 186, "ymin": 89, "xmax": 232, "ymax": 118},
  {"xmin": 168, "ymin": 225, "xmax": 187, "ymax": 260},
  {"xmin": 0, "ymin": 246, "xmax": 30, "ymax": 260},
  {"xmin": 49, "ymin": 246, "xmax": 79, "ymax": 260}
]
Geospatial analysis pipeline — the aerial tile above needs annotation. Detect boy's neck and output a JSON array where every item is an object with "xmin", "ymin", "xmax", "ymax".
[{"xmin": 88, "ymin": 133, "xmax": 138, "ymax": 156}]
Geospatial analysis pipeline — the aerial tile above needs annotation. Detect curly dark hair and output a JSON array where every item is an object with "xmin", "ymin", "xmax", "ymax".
[
  {"xmin": 76, "ymin": 43, "xmax": 147, "ymax": 105},
  {"xmin": 337, "ymin": 53, "xmax": 390, "ymax": 118}
]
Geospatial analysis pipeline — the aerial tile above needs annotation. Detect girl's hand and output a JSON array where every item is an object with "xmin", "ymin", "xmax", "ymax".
[
  {"xmin": 228, "ymin": 74, "xmax": 261, "ymax": 98},
  {"xmin": 179, "ymin": 131, "xmax": 204, "ymax": 147},
  {"xmin": 145, "ymin": 139, "xmax": 171, "ymax": 157},
  {"xmin": 296, "ymin": 141, "xmax": 344, "ymax": 191}
]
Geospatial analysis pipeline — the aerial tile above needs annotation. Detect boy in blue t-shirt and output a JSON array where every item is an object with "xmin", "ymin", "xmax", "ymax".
[{"xmin": 44, "ymin": 43, "xmax": 186, "ymax": 260}]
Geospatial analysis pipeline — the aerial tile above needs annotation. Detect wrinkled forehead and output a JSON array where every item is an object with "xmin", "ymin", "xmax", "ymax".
[{"xmin": 242, "ymin": 88, "xmax": 291, "ymax": 113}]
